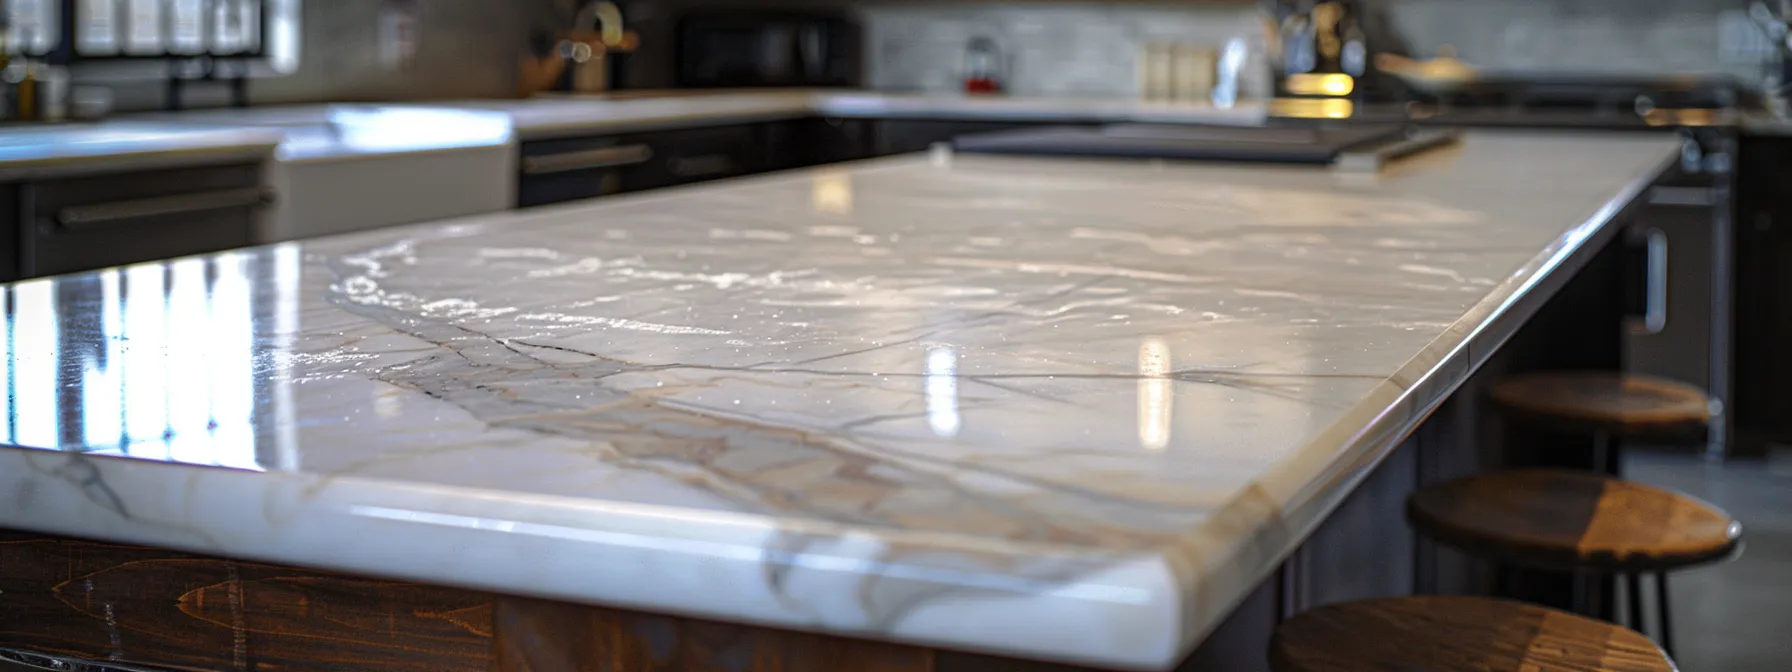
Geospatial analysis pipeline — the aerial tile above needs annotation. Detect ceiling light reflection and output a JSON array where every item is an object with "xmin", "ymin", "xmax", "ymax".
[
  {"xmin": 925, "ymin": 347, "xmax": 961, "ymax": 437},
  {"xmin": 811, "ymin": 171, "xmax": 854, "ymax": 215},
  {"xmin": 1137, "ymin": 338, "xmax": 1172, "ymax": 451}
]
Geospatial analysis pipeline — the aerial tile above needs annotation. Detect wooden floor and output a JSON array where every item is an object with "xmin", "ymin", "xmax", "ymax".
[{"xmin": 1624, "ymin": 447, "xmax": 1792, "ymax": 672}]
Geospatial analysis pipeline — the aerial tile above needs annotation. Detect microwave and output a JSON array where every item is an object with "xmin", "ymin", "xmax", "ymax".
[{"xmin": 676, "ymin": 11, "xmax": 862, "ymax": 88}]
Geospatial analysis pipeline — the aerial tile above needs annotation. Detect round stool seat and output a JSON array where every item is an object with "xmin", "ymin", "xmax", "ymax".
[
  {"xmin": 1270, "ymin": 596, "xmax": 1675, "ymax": 672},
  {"xmin": 1408, "ymin": 470, "xmax": 1740, "ymax": 572},
  {"xmin": 1490, "ymin": 371, "xmax": 1709, "ymax": 439}
]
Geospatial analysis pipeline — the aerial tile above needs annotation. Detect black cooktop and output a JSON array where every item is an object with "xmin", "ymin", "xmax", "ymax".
[
  {"xmin": 952, "ymin": 124, "xmax": 1412, "ymax": 164},
  {"xmin": 1360, "ymin": 73, "xmax": 1761, "ymax": 129}
]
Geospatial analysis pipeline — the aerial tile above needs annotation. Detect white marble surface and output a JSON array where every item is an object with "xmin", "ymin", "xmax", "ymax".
[
  {"xmin": 127, "ymin": 104, "xmax": 516, "ymax": 163},
  {"xmin": 0, "ymin": 122, "xmax": 280, "ymax": 180},
  {"xmin": 449, "ymin": 89, "xmax": 1269, "ymax": 140},
  {"xmin": 127, "ymin": 104, "xmax": 519, "ymax": 243},
  {"xmin": 0, "ymin": 131, "xmax": 1674, "ymax": 670}
]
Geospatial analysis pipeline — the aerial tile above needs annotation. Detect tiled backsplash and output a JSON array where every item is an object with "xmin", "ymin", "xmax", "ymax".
[
  {"xmin": 101, "ymin": 0, "xmax": 1774, "ymax": 108},
  {"xmin": 856, "ymin": 0, "xmax": 1767, "ymax": 97},
  {"xmin": 105, "ymin": 0, "xmax": 563, "ymax": 111},
  {"xmin": 861, "ymin": 2, "xmax": 1261, "ymax": 96},
  {"xmin": 1380, "ymin": 0, "xmax": 1764, "ymax": 79}
]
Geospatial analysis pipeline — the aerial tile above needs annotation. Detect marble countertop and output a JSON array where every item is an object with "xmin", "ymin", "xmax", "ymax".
[
  {"xmin": 0, "ymin": 131, "xmax": 1675, "ymax": 670},
  {"xmin": 0, "ymin": 122, "xmax": 280, "ymax": 180},
  {"xmin": 446, "ymin": 89, "xmax": 1270, "ymax": 140},
  {"xmin": 125, "ymin": 104, "xmax": 516, "ymax": 163}
]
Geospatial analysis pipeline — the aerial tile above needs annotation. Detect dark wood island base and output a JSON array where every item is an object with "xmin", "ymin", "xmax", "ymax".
[{"xmin": 0, "ymin": 529, "xmax": 1062, "ymax": 672}]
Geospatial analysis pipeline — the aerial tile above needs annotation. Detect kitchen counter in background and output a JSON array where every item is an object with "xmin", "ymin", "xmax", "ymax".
[
  {"xmin": 126, "ymin": 105, "xmax": 518, "ymax": 242},
  {"xmin": 0, "ymin": 131, "xmax": 1676, "ymax": 670},
  {"xmin": 0, "ymin": 123, "xmax": 280, "ymax": 181},
  {"xmin": 450, "ymin": 89, "xmax": 1270, "ymax": 140}
]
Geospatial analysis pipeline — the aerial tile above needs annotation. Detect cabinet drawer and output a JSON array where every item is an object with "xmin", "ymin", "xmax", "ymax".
[
  {"xmin": 624, "ymin": 125, "xmax": 760, "ymax": 192},
  {"xmin": 22, "ymin": 163, "xmax": 266, "ymax": 278},
  {"xmin": 873, "ymin": 120, "xmax": 1049, "ymax": 156},
  {"xmin": 518, "ymin": 136, "xmax": 652, "ymax": 208}
]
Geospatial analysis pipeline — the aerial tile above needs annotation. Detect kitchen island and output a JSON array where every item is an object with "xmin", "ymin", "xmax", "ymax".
[{"xmin": 0, "ymin": 131, "xmax": 1676, "ymax": 671}]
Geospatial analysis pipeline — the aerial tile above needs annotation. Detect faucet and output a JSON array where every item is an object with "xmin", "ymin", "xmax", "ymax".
[
  {"xmin": 566, "ymin": 2, "xmax": 626, "ymax": 93},
  {"xmin": 575, "ymin": 1, "xmax": 626, "ymax": 48}
]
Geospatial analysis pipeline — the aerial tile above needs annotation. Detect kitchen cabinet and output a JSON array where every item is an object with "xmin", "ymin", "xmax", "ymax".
[
  {"xmin": 519, "ymin": 121, "xmax": 843, "ymax": 209},
  {"xmin": 790, "ymin": 117, "xmax": 874, "ymax": 167},
  {"xmin": 6, "ymin": 162, "xmax": 265, "ymax": 281},
  {"xmin": 622, "ymin": 124, "xmax": 763, "ymax": 193},
  {"xmin": 870, "ymin": 119, "xmax": 1053, "ymax": 156},
  {"xmin": 514, "ymin": 117, "xmax": 975, "ymax": 210},
  {"xmin": 517, "ymin": 135, "xmax": 650, "ymax": 208},
  {"xmin": 1732, "ymin": 133, "xmax": 1792, "ymax": 457},
  {"xmin": 0, "ymin": 187, "xmax": 18, "ymax": 282}
]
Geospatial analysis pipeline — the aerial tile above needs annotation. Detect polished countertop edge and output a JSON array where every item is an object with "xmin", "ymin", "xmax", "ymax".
[
  {"xmin": 0, "ymin": 136, "xmax": 1682, "ymax": 671},
  {"xmin": 479, "ymin": 91, "xmax": 1270, "ymax": 141},
  {"xmin": 0, "ymin": 431, "xmax": 1185, "ymax": 670},
  {"xmin": 121, "ymin": 105, "xmax": 520, "ymax": 165},
  {"xmin": 520, "ymin": 108, "xmax": 817, "ymax": 141},
  {"xmin": 0, "ymin": 132, "xmax": 281, "ymax": 180},
  {"xmin": 1157, "ymin": 144, "xmax": 1677, "ymax": 658}
]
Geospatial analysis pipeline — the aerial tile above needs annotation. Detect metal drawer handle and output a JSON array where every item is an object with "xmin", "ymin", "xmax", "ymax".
[
  {"xmin": 1641, "ymin": 228, "xmax": 1669, "ymax": 335},
  {"xmin": 56, "ymin": 186, "xmax": 274, "ymax": 230},
  {"xmin": 668, "ymin": 153, "xmax": 734, "ymax": 178},
  {"xmin": 522, "ymin": 145, "xmax": 654, "ymax": 175}
]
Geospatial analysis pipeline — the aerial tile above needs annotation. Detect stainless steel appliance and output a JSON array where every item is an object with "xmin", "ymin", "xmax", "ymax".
[
  {"xmin": 675, "ymin": 11, "xmax": 861, "ymax": 88},
  {"xmin": 1625, "ymin": 140, "xmax": 1733, "ymax": 458}
]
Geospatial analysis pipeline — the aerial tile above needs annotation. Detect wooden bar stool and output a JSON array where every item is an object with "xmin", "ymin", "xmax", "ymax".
[
  {"xmin": 1270, "ymin": 595, "xmax": 1676, "ymax": 671},
  {"xmin": 1490, "ymin": 371, "xmax": 1712, "ymax": 471},
  {"xmin": 1407, "ymin": 470, "xmax": 1741, "ymax": 658}
]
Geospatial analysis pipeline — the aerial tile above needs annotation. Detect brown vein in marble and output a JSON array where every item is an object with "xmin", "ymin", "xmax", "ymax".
[{"xmin": 310, "ymin": 245, "xmax": 1365, "ymax": 627}]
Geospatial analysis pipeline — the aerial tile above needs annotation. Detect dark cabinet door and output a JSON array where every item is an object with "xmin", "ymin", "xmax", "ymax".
[
  {"xmin": 0, "ymin": 185, "xmax": 18, "ymax": 282},
  {"xmin": 1733, "ymin": 134, "xmax": 1792, "ymax": 456},
  {"xmin": 21, "ymin": 163, "xmax": 264, "ymax": 279},
  {"xmin": 517, "ymin": 136, "xmax": 653, "ymax": 208},
  {"xmin": 872, "ymin": 120, "xmax": 1049, "ymax": 156},
  {"xmin": 623, "ymin": 124, "xmax": 761, "ymax": 193},
  {"xmin": 802, "ymin": 117, "xmax": 872, "ymax": 166},
  {"xmin": 761, "ymin": 118, "xmax": 873, "ymax": 172}
]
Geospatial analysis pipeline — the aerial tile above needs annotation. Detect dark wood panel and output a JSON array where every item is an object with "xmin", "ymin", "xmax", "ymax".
[
  {"xmin": 0, "ymin": 527, "xmax": 1302, "ymax": 672},
  {"xmin": 0, "ymin": 530, "xmax": 494, "ymax": 671},
  {"xmin": 493, "ymin": 597, "xmax": 933, "ymax": 672},
  {"xmin": 1298, "ymin": 436, "xmax": 1417, "ymax": 610}
]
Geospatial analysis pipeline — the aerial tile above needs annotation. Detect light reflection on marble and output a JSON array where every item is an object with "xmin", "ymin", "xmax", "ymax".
[
  {"xmin": 2, "ymin": 252, "xmax": 272, "ymax": 470},
  {"xmin": 0, "ymin": 123, "xmax": 279, "ymax": 179},
  {"xmin": 0, "ymin": 132, "xmax": 1676, "ymax": 671}
]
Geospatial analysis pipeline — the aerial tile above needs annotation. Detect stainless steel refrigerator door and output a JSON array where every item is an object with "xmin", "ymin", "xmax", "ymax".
[{"xmin": 1625, "ymin": 185, "xmax": 1726, "ymax": 455}]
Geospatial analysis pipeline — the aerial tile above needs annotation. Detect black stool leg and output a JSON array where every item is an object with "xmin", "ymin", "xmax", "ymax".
[
  {"xmin": 1627, "ymin": 573, "xmax": 1645, "ymax": 631},
  {"xmin": 1656, "ymin": 572, "xmax": 1675, "ymax": 657}
]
